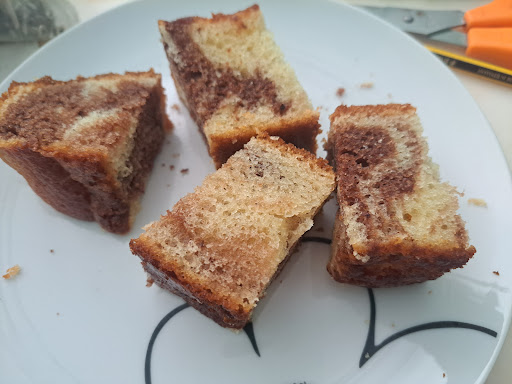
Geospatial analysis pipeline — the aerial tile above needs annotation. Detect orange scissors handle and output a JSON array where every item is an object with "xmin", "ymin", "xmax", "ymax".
[
  {"xmin": 466, "ymin": 28, "xmax": 512, "ymax": 70},
  {"xmin": 465, "ymin": 0, "xmax": 512, "ymax": 28}
]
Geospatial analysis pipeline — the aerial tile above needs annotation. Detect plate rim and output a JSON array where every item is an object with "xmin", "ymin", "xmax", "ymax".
[{"xmin": 1, "ymin": 1, "xmax": 511, "ymax": 383}]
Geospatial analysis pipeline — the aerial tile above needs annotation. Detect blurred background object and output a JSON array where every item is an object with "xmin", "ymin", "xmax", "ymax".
[
  {"xmin": 0, "ymin": 0, "xmax": 131, "ymax": 79},
  {"xmin": 0, "ymin": 0, "xmax": 78, "ymax": 43}
]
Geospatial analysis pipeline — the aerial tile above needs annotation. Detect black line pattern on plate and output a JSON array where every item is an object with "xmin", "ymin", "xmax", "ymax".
[
  {"xmin": 243, "ymin": 322, "xmax": 260, "ymax": 357},
  {"xmin": 144, "ymin": 304, "xmax": 261, "ymax": 384},
  {"xmin": 360, "ymin": 288, "xmax": 498, "ymax": 367},
  {"xmin": 145, "ymin": 303, "xmax": 190, "ymax": 384},
  {"xmin": 144, "ymin": 237, "xmax": 498, "ymax": 380}
]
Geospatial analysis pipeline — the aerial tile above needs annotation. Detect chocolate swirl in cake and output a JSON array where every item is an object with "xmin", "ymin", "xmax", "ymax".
[{"xmin": 161, "ymin": 17, "xmax": 289, "ymax": 126}]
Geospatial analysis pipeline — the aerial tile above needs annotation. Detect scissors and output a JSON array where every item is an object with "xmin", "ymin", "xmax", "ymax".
[{"xmin": 362, "ymin": 0, "xmax": 512, "ymax": 70}]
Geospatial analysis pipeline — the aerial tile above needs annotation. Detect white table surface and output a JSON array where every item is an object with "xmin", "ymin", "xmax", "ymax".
[{"xmin": 0, "ymin": 1, "xmax": 510, "ymax": 383}]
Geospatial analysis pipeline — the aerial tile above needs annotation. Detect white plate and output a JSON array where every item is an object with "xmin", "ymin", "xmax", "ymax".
[{"xmin": 1, "ymin": 0, "xmax": 512, "ymax": 383}]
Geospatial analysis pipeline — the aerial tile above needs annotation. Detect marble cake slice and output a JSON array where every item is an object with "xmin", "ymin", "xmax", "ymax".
[
  {"xmin": 158, "ymin": 5, "xmax": 319, "ymax": 168},
  {"xmin": 325, "ymin": 104, "xmax": 476, "ymax": 287},
  {"xmin": 130, "ymin": 135, "xmax": 335, "ymax": 329},
  {"xmin": 0, "ymin": 70, "xmax": 171, "ymax": 234}
]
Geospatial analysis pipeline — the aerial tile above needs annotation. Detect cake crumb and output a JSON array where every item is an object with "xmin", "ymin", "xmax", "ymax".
[
  {"xmin": 172, "ymin": 153, "xmax": 180, "ymax": 158},
  {"xmin": 171, "ymin": 104, "xmax": 181, "ymax": 112},
  {"xmin": 360, "ymin": 82, "xmax": 374, "ymax": 89},
  {"xmin": 169, "ymin": 165, "xmax": 175, "ymax": 171},
  {"xmin": 56, "ymin": 312, "xmax": 60, "ymax": 316},
  {"xmin": 167, "ymin": 184, "xmax": 171, "ymax": 187},
  {"xmin": 161, "ymin": 163, "xmax": 165, "ymax": 167},
  {"xmin": 428, "ymin": 290, "xmax": 432, "ymax": 294},
  {"xmin": 166, "ymin": 140, "xmax": 171, "ymax": 145},
  {"xmin": 468, "ymin": 198, "xmax": 487, "ymax": 207},
  {"xmin": 336, "ymin": 87, "xmax": 345, "ymax": 97},
  {"xmin": 443, "ymin": 373, "xmax": 446, "ymax": 378},
  {"xmin": 316, "ymin": 226, "xmax": 324, "ymax": 233},
  {"xmin": 387, "ymin": 93, "xmax": 393, "ymax": 99},
  {"xmin": 180, "ymin": 168, "xmax": 189, "ymax": 175},
  {"xmin": 364, "ymin": 319, "xmax": 369, "ymax": 324},
  {"xmin": 3, "ymin": 265, "xmax": 21, "ymax": 280},
  {"xmin": 391, "ymin": 323, "xmax": 395, "ymax": 328},
  {"xmin": 321, "ymin": 137, "xmax": 327, "ymax": 144},
  {"xmin": 493, "ymin": 271, "xmax": 500, "ymax": 276},
  {"xmin": 146, "ymin": 277, "xmax": 154, "ymax": 287},
  {"xmin": 50, "ymin": 249, "xmax": 54, "ymax": 253}
]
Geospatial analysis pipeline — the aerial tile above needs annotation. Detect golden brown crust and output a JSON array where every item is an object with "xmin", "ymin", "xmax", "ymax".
[
  {"xmin": 329, "ymin": 103, "xmax": 417, "ymax": 123},
  {"xmin": 208, "ymin": 114, "xmax": 320, "ymax": 168},
  {"xmin": 327, "ymin": 257, "xmax": 465, "ymax": 288},
  {"xmin": 131, "ymin": 234, "xmax": 251, "ymax": 329}
]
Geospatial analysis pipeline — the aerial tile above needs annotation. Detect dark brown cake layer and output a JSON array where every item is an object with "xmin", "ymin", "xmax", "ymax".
[
  {"xmin": 142, "ymin": 259, "xmax": 249, "ymax": 329},
  {"xmin": 327, "ymin": 259, "xmax": 449, "ymax": 288},
  {"xmin": 94, "ymin": 83, "xmax": 166, "ymax": 233},
  {"xmin": 0, "ymin": 146, "xmax": 94, "ymax": 221}
]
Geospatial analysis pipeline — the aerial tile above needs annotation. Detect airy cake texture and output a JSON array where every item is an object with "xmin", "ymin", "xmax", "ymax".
[
  {"xmin": 158, "ymin": 4, "xmax": 320, "ymax": 168},
  {"xmin": 325, "ymin": 104, "xmax": 476, "ymax": 287},
  {"xmin": 0, "ymin": 70, "xmax": 171, "ymax": 234},
  {"xmin": 130, "ymin": 135, "xmax": 335, "ymax": 329}
]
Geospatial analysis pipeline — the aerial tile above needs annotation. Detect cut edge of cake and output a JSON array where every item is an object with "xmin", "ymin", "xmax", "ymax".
[
  {"xmin": 158, "ymin": 5, "xmax": 320, "ymax": 168},
  {"xmin": 130, "ymin": 134, "xmax": 335, "ymax": 328}
]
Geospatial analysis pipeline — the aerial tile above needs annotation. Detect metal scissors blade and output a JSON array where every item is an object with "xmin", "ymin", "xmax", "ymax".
[{"xmin": 361, "ymin": 6, "xmax": 465, "ymax": 35}]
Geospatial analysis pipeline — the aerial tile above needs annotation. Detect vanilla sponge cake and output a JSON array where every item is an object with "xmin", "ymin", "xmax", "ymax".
[
  {"xmin": 130, "ymin": 135, "xmax": 335, "ymax": 329},
  {"xmin": 325, "ymin": 104, "xmax": 476, "ymax": 287},
  {"xmin": 0, "ymin": 70, "xmax": 171, "ymax": 234},
  {"xmin": 158, "ymin": 5, "xmax": 320, "ymax": 168}
]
